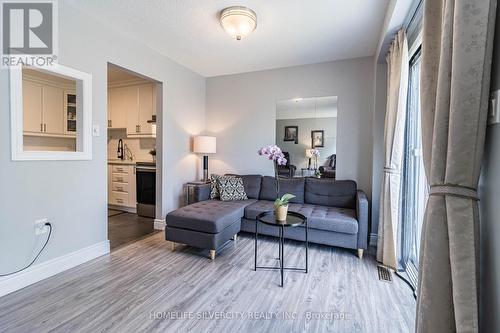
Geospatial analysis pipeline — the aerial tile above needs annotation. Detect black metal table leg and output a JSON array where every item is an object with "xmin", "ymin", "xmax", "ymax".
[
  {"xmin": 254, "ymin": 211, "xmax": 308, "ymax": 287},
  {"xmin": 254, "ymin": 219, "xmax": 258, "ymax": 271},
  {"xmin": 305, "ymin": 219, "xmax": 308, "ymax": 273},
  {"xmin": 280, "ymin": 225, "xmax": 284, "ymax": 287}
]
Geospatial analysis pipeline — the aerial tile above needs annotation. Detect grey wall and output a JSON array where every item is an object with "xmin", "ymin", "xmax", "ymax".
[
  {"xmin": 276, "ymin": 117, "xmax": 337, "ymax": 170},
  {"xmin": 478, "ymin": 3, "xmax": 500, "ymax": 331},
  {"xmin": 0, "ymin": 3, "xmax": 205, "ymax": 272},
  {"xmin": 206, "ymin": 57, "xmax": 375, "ymax": 200}
]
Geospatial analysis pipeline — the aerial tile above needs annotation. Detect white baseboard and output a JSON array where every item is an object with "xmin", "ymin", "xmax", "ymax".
[
  {"xmin": 370, "ymin": 233, "xmax": 378, "ymax": 247},
  {"xmin": 154, "ymin": 219, "xmax": 166, "ymax": 230},
  {"xmin": 0, "ymin": 240, "xmax": 110, "ymax": 298}
]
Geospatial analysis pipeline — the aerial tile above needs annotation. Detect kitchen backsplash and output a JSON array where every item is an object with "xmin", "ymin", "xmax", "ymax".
[{"xmin": 107, "ymin": 128, "xmax": 156, "ymax": 162}]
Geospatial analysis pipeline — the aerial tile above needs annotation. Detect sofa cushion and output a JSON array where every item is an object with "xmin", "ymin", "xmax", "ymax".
[
  {"xmin": 166, "ymin": 199, "xmax": 256, "ymax": 233},
  {"xmin": 218, "ymin": 177, "xmax": 248, "ymax": 201},
  {"xmin": 244, "ymin": 200, "xmax": 315, "ymax": 220},
  {"xmin": 244, "ymin": 200, "xmax": 357, "ymax": 234},
  {"xmin": 259, "ymin": 176, "xmax": 304, "ymax": 203},
  {"xmin": 226, "ymin": 174, "xmax": 262, "ymax": 199},
  {"xmin": 308, "ymin": 206, "xmax": 358, "ymax": 234},
  {"xmin": 305, "ymin": 178, "xmax": 357, "ymax": 209}
]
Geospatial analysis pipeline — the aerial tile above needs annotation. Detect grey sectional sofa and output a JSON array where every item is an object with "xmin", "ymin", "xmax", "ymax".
[{"xmin": 165, "ymin": 175, "xmax": 369, "ymax": 260}]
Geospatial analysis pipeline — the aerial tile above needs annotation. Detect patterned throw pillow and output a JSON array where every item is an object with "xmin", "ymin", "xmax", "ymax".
[
  {"xmin": 217, "ymin": 177, "xmax": 248, "ymax": 201},
  {"xmin": 210, "ymin": 174, "xmax": 235, "ymax": 199}
]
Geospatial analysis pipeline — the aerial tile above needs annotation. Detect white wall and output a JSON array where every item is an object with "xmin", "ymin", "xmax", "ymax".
[
  {"xmin": 206, "ymin": 57, "xmax": 375, "ymax": 197},
  {"xmin": 478, "ymin": 3, "xmax": 500, "ymax": 331},
  {"xmin": 0, "ymin": 2, "xmax": 205, "ymax": 275}
]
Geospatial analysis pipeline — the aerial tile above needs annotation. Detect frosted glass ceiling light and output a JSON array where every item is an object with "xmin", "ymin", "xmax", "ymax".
[{"xmin": 220, "ymin": 6, "xmax": 257, "ymax": 40}]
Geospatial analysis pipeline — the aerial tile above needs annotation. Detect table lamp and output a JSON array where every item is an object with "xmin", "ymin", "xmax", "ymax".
[
  {"xmin": 306, "ymin": 149, "xmax": 313, "ymax": 169},
  {"xmin": 193, "ymin": 136, "xmax": 217, "ymax": 182}
]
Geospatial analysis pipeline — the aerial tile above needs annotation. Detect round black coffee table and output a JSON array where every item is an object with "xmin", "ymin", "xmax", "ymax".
[{"xmin": 254, "ymin": 211, "xmax": 308, "ymax": 287}]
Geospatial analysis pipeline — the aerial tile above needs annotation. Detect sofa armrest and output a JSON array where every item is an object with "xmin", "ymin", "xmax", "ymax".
[
  {"xmin": 356, "ymin": 190, "xmax": 369, "ymax": 249},
  {"xmin": 193, "ymin": 183, "xmax": 211, "ymax": 203}
]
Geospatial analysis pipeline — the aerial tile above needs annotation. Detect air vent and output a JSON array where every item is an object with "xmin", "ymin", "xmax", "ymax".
[{"xmin": 377, "ymin": 265, "xmax": 392, "ymax": 282}]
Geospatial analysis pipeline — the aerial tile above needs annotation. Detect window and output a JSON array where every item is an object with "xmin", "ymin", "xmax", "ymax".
[{"xmin": 399, "ymin": 48, "xmax": 427, "ymax": 291}]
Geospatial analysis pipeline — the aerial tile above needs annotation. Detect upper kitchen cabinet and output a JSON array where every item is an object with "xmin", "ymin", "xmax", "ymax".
[
  {"xmin": 22, "ymin": 68, "xmax": 77, "ymax": 138},
  {"xmin": 108, "ymin": 82, "xmax": 156, "ymax": 138},
  {"xmin": 137, "ymin": 84, "xmax": 155, "ymax": 136},
  {"xmin": 108, "ymin": 86, "xmax": 132, "ymax": 130},
  {"xmin": 42, "ymin": 84, "xmax": 65, "ymax": 135}
]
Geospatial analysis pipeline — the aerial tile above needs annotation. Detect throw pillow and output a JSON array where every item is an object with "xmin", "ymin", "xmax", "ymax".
[
  {"xmin": 217, "ymin": 177, "xmax": 248, "ymax": 201},
  {"xmin": 210, "ymin": 174, "xmax": 235, "ymax": 199}
]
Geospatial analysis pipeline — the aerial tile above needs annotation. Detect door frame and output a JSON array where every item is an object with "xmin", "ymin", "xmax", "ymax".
[{"xmin": 106, "ymin": 63, "xmax": 164, "ymax": 228}]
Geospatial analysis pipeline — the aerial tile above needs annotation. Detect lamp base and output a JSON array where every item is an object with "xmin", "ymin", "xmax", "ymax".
[{"xmin": 202, "ymin": 155, "xmax": 209, "ymax": 182}]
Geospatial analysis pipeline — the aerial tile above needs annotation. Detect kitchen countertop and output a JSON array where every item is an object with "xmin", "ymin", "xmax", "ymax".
[
  {"xmin": 108, "ymin": 159, "xmax": 155, "ymax": 165},
  {"xmin": 107, "ymin": 159, "xmax": 136, "ymax": 165}
]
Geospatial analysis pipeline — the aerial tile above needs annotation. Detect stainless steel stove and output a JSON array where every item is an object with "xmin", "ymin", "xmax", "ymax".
[{"xmin": 135, "ymin": 162, "xmax": 156, "ymax": 218}]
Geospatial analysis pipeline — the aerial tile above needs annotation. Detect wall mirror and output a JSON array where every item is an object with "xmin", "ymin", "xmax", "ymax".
[
  {"xmin": 10, "ymin": 64, "xmax": 92, "ymax": 160},
  {"xmin": 276, "ymin": 96, "xmax": 337, "ymax": 178}
]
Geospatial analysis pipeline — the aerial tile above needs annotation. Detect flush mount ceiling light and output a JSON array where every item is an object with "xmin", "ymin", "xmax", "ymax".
[{"xmin": 220, "ymin": 6, "xmax": 257, "ymax": 40}]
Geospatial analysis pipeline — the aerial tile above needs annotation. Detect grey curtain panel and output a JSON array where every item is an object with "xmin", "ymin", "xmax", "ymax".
[
  {"xmin": 377, "ymin": 30, "xmax": 409, "ymax": 269},
  {"xmin": 416, "ymin": 0, "xmax": 497, "ymax": 332}
]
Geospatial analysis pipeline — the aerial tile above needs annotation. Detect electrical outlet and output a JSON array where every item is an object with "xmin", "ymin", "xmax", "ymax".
[{"xmin": 34, "ymin": 218, "xmax": 49, "ymax": 235}]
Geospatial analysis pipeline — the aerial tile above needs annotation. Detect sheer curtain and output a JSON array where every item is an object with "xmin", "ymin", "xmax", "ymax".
[
  {"xmin": 416, "ymin": 0, "xmax": 497, "ymax": 331},
  {"xmin": 377, "ymin": 29, "xmax": 409, "ymax": 269}
]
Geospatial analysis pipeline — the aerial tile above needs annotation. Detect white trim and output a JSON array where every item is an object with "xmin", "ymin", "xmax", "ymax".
[
  {"xmin": 10, "ymin": 64, "xmax": 93, "ymax": 161},
  {"xmin": 154, "ymin": 219, "xmax": 166, "ymax": 230},
  {"xmin": 108, "ymin": 78, "xmax": 151, "ymax": 88},
  {"xmin": 0, "ymin": 240, "xmax": 109, "ymax": 298}
]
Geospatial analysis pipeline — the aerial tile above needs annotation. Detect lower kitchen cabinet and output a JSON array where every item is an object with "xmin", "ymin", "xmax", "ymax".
[{"xmin": 108, "ymin": 163, "xmax": 136, "ymax": 210}]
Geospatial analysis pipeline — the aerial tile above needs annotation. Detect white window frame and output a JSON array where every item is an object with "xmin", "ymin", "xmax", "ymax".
[{"xmin": 10, "ymin": 64, "xmax": 92, "ymax": 161}]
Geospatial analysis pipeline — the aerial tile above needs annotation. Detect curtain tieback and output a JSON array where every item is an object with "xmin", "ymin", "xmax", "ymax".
[
  {"xmin": 383, "ymin": 167, "xmax": 400, "ymax": 175},
  {"xmin": 429, "ymin": 184, "xmax": 479, "ymax": 200}
]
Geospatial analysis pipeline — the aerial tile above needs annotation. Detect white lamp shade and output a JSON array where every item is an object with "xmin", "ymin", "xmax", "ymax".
[{"xmin": 193, "ymin": 136, "xmax": 216, "ymax": 154}]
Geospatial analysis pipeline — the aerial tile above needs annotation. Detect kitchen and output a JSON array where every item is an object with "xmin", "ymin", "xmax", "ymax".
[{"xmin": 107, "ymin": 64, "xmax": 159, "ymax": 250}]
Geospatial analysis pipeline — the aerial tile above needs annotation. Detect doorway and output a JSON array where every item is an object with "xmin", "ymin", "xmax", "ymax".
[{"xmin": 106, "ymin": 63, "xmax": 163, "ymax": 250}]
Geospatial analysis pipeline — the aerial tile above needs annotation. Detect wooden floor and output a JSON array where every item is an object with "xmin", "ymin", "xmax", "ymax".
[
  {"xmin": 108, "ymin": 211, "xmax": 156, "ymax": 250},
  {"xmin": 0, "ymin": 233, "xmax": 415, "ymax": 333}
]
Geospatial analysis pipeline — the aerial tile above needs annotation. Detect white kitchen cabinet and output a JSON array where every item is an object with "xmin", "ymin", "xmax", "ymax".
[
  {"xmin": 42, "ymin": 84, "xmax": 64, "ymax": 135},
  {"xmin": 23, "ymin": 80, "xmax": 43, "ymax": 133},
  {"xmin": 22, "ymin": 77, "xmax": 75, "ymax": 137},
  {"xmin": 64, "ymin": 92, "xmax": 77, "ymax": 135},
  {"xmin": 137, "ymin": 84, "xmax": 155, "ymax": 136},
  {"xmin": 108, "ymin": 83, "xmax": 156, "ymax": 137},
  {"xmin": 125, "ymin": 86, "xmax": 140, "ymax": 135},
  {"xmin": 108, "ymin": 87, "xmax": 129, "ymax": 129},
  {"xmin": 108, "ymin": 163, "xmax": 136, "ymax": 210}
]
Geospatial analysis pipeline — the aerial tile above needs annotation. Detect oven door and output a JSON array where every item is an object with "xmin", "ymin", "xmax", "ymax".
[{"xmin": 136, "ymin": 166, "xmax": 156, "ymax": 217}]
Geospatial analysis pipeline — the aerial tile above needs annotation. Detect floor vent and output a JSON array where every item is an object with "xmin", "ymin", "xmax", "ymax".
[{"xmin": 377, "ymin": 265, "xmax": 392, "ymax": 282}]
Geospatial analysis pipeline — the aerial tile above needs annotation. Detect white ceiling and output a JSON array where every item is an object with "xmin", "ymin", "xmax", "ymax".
[
  {"xmin": 67, "ymin": 0, "xmax": 389, "ymax": 77},
  {"xmin": 107, "ymin": 64, "xmax": 152, "ymax": 84},
  {"xmin": 277, "ymin": 96, "xmax": 337, "ymax": 120}
]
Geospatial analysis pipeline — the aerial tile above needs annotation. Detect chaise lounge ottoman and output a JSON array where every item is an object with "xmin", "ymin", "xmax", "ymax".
[{"xmin": 165, "ymin": 198, "xmax": 256, "ymax": 259}]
